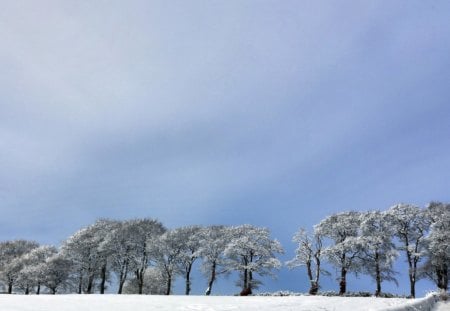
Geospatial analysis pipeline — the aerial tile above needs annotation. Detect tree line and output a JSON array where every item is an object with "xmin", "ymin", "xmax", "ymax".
[
  {"xmin": 0, "ymin": 222, "xmax": 282, "ymax": 296},
  {"xmin": 0, "ymin": 202, "xmax": 448, "ymax": 297},
  {"xmin": 287, "ymin": 202, "xmax": 449, "ymax": 298}
]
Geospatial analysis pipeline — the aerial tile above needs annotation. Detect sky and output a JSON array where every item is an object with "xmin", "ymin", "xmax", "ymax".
[{"xmin": 1, "ymin": 0, "xmax": 450, "ymax": 296}]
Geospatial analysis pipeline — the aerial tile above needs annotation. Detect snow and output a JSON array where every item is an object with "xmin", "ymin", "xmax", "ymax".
[
  {"xmin": 433, "ymin": 301, "xmax": 450, "ymax": 311},
  {"xmin": 0, "ymin": 295, "xmax": 434, "ymax": 311}
]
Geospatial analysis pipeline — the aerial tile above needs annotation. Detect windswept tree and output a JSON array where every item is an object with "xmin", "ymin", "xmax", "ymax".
[
  {"xmin": 286, "ymin": 228, "xmax": 326, "ymax": 295},
  {"xmin": 359, "ymin": 211, "xmax": 398, "ymax": 296},
  {"xmin": 387, "ymin": 204, "xmax": 430, "ymax": 298},
  {"xmin": 198, "ymin": 226, "xmax": 230, "ymax": 295},
  {"xmin": 225, "ymin": 225, "xmax": 283, "ymax": 295},
  {"xmin": 0, "ymin": 240, "xmax": 39, "ymax": 294},
  {"xmin": 315, "ymin": 211, "xmax": 362, "ymax": 295},
  {"xmin": 423, "ymin": 202, "xmax": 450, "ymax": 292}
]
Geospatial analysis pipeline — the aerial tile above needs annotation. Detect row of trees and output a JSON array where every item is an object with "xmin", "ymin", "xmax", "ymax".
[
  {"xmin": 1, "ymin": 202, "xmax": 448, "ymax": 297},
  {"xmin": 287, "ymin": 202, "xmax": 449, "ymax": 298},
  {"xmin": 0, "ymin": 222, "xmax": 283, "ymax": 295}
]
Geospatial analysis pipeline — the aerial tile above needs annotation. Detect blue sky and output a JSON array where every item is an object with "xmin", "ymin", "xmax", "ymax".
[{"xmin": 1, "ymin": 1, "xmax": 450, "ymax": 296}]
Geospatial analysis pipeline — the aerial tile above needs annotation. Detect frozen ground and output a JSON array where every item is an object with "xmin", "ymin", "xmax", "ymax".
[{"xmin": 0, "ymin": 294, "xmax": 438, "ymax": 311}]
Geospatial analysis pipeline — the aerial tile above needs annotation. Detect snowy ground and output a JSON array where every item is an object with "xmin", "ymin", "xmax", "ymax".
[
  {"xmin": 0, "ymin": 294, "xmax": 438, "ymax": 311},
  {"xmin": 433, "ymin": 301, "xmax": 450, "ymax": 311}
]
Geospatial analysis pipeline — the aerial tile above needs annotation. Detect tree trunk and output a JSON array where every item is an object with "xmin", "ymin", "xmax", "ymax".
[
  {"xmin": 404, "ymin": 237, "xmax": 416, "ymax": 298},
  {"xmin": 100, "ymin": 263, "xmax": 107, "ymax": 294},
  {"xmin": 36, "ymin": 283, "xmax": 41, "ymax": 295},
  {"xmin": 248, "ymin": 270, "xmax": 253, "ymax": 295},
  {"xmin": 375, "ymin": 251, "xmax": 381, "ymax": 297},
  {"xmin": 8, "ymin": 282, "xmax": 13, "ymax": 294},
  {"xmin": 78, "ymin": 274, "xmax": 83, "ymax": 294},
  {"xmin": 243, "ymin": 268, "xmax": 248, "ymax": 292},
  {"xmin": 443, "ymin": 264, "xmax": 449, "ymax": 291},
  {"xmin": 339, "ymin": 268, "xmax": 347, "ymax": 295},
  {"xmin": 185, "ymin": 264, "xmax": 192, "ymax": 295},
  {"xmin": 25, "ymin": 285, "xmax": 29, "ymax": 295},
  {"xmin": 409, "ymin": 274, "xmax": 415, "ymax": 298},
  {"xmin": 166, "ymin": 274, "xmax": 172, "ymax": 295},
  {"xmin": 117, "ymin": 262, "xmax": 128, "ymax": 294},
  {"xmin": 136, "ymin": 269, "xmax": 144, "ymax": 295},
  {"xmin": 436, "ymin": 264, "xmax": 448, "ymax": 291},
  {"xmin": 51, "ymin": 288, "xmax": 56, "ymax": 295},
  {"xmin": 205, "ymin": 261, "xmax": 216, "ymax": 295},
  {"xmin": 310, "ymin": 255, "xmax": 321, "ymax": 295},
  {"xmin": 86, "ymin": 275, "xmax": 94, "ymax": 294}
]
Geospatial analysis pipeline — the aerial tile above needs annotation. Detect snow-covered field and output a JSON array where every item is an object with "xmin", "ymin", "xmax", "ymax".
[{"xmin": 0, "ymin": 295, "xmax": 441, "ymax": 311}]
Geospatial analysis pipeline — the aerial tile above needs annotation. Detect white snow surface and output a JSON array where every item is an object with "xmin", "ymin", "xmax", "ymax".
[
  {"xmin": 0, "ymin": 295, "xmax": 431, "ymax": 311},
  {"xmin": 433, "ymin": 301, "xmax": 450, "ymax": 311}
]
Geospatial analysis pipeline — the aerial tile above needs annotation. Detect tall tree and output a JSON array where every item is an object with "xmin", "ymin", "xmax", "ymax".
[
  {"xmin": 315, "ymin": 211, "xmax": 362, "ymax": 295},
  {"xmin": 224, "ymin": 225, "xmax": 283, "ymax": 295},
  {"xmin": 387, "ymin": 204, "xmax": 430, "ymax": 298},
  {"xmin": 148, "ymin": 230, "xmax": 185, "ymax": 295},
  {"xmin": 286, "ymin": 228, "xmax": 326, "ymax": 295},
  {"xmin": 359, "ymin": 211, "xmax": 398, "ymax": 296},
  {"xmin": 126, "ymin": 218, "xmax": 166, "ymax": 294},
  {"xmin": 99, "ymin": 220, "xmax": 134, "ymax": 294},
  {"xmin": 198, "ymin": 226, "xmax": 230, "ymax": 295},
  {"xmin": 174, "ymin": 226, "xmax": 202, "ymax": 295}
]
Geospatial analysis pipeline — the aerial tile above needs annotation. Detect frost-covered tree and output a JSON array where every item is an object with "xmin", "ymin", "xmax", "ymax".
[
  {"xmin": 198, "ymin": 226, "xmax": 230, "ymax": 295},
  {"xmin": 91, "ymin": 219, "xmax": 119, "ymax": 294},
  {"xmin": 423, "ymin": 202, "xmax": 450, "ymax": 292},
  {"xmin": 173, "ymin": 226, "xmax": 202, "ymax": 295},
  {"xmin": 286, "ymin": 228, "xmax": 326, "ymax": 295},
  {"xmin": 0, "ymin": 240, "xmax": 39, "ymax": 294},
  {"xmin": 315, "ymin": 211, "xmax": 362, "ymax": 295},
  {"xmin": 125, "ymin": 218, "xmax": 166, "ymax": 294},
  {"xmin": 99, "ymin": 220, "xmax": 134, "ymax": 294},
  {"xmin": 61, "ymin": 219, "xmax": 116, "ymax": 294},
  {"xmin": 387, "ymin": 204, "xmax": 430, "ymax": 298},
  {"xmin": 225, "ymin": 225, "xmax": 283, "ymax": 295},
  {"xmin": 15, "ymin": 245, "xmax": 57, "ymax": 294},
  {"xmin": 40, "ymin": 254, "xmax": 72, "ymax": 294},
  {"xmin": 123, "ymin": 267, "xmax": 167, "ymax": 295},
  {"xmin": 359, "ymin": 211, "xmax": 398, "ymax": 296},
  {"xmin": 148, "ymin": 229, "xmax": 185, "ymax": 295}
]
